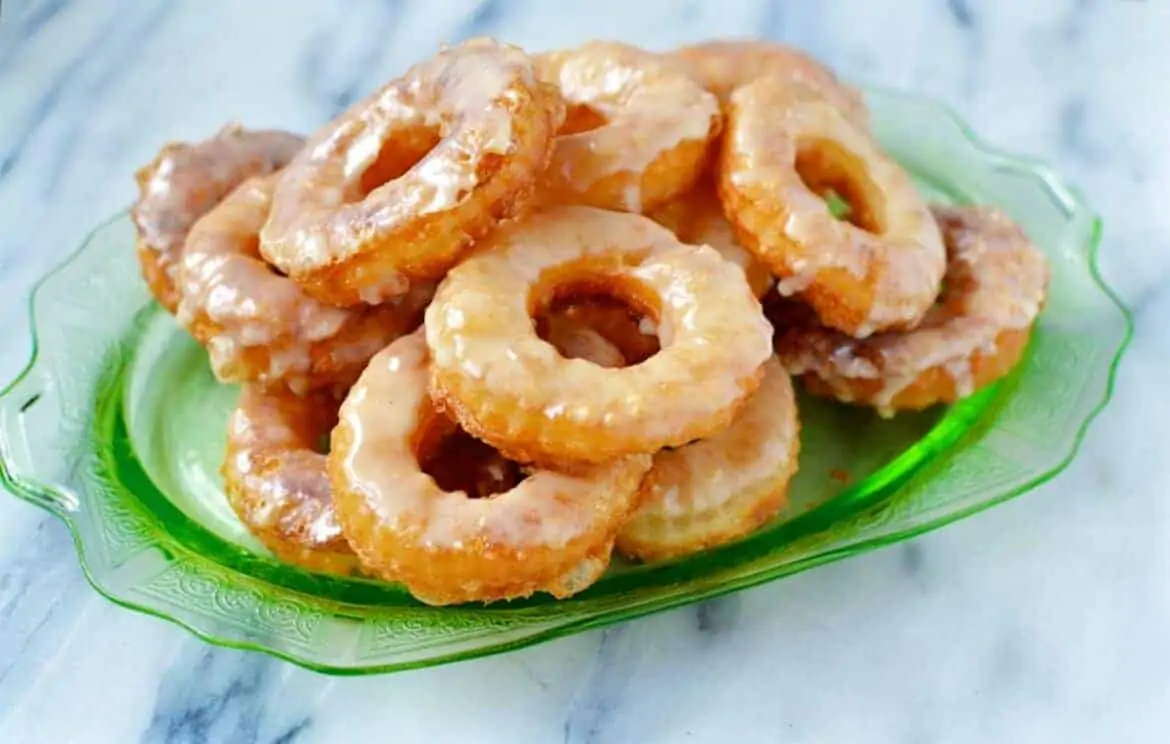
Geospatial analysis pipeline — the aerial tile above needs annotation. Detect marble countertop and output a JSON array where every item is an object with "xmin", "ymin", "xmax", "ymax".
[{"xmin": 0, "ymin": 0, "xmax": 1165, "ymax": 741}]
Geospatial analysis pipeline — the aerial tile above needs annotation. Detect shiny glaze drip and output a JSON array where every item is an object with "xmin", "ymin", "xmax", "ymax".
[
  {"xmin": 178, "ymin": 174, "xmax": 429, "ymax": 391},
  {"xmin": 132, "ymin": 125, "xmax": 304, "ymax": 297},
  {"xmin": 425, "ymin": 206, "xmax": 773, "ymax": 461},
  {"xmin": 724, "ymin": 77, "xmax": 946, "ymax": 335},
  {"xmin": 180, "ymin": 174, "xmax": 348, "ymax": 343},
  {"xmin": 262, "ymin": 38, "xmax": 539, "ymax": 269},
  {"xmin": 670, "ymin": 39, "xmax": 869, "ymax": 129},
  {"xmin": 335, "ymin": 331, "xmax": 648, "ymax": 550},
  {"xmin": 648, "ymin": 179, "xmax": 774, "ymax": 297},
  {"xmin": 633, "ymin": 358, "xmax": 798, "ymax": 521},
  {"xmin": 777, "ymin": 205, "xmax": 1049, "ymax": 415},
  {"xmin": 223, "ymin": 387, "xmax": 348, "ymax": 553},
  {"xmin": 536, "ymin": 41, "xmax": 720, "ymax": 211}
]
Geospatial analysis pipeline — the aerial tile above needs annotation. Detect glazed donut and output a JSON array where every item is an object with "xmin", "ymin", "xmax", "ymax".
[
  {"xmin": 222, "ymin": 386, "xmax": 358, "ymax": 574},
  {"xmin": 329, "ymin": 331, "xmax": 650, "ymax": 605},
  {"xmin": 260, "ymin": 38, "xmax": 564, "ymax": 307},
  {"xmin": 774, "ymin": 205, "xmax": 1048, "ymax": 416},
  {"xmin": 720, "ymin": 76, "xmax": 945, "ymax": 337},
  {"xmin": 617, "ymin": 357, "xmax": 800, "ymax": 562},
  {"xmin": 426, "ymin": 206, "xmax": 773, "ymax": 466},
  {"xmin": 534, "ymin": 41, "xmax": 721, "ymax": 213},
  {"xmin": 670, "ymin": 39, "xmax": 869, "ymax": 129},
  {"xmin": 132, "ymin": 125, "xmax": 304, "ymax": 313},
  {"xmin": 648, "ymin": 179, "xmax": 774, "ymax": 298},
  {"xmin": 178, "ymin": 174, "xmax": 432, "ymax": 394}
]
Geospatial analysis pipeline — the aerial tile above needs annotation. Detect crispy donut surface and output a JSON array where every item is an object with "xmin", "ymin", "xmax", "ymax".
[
  {"xmin": 261, "ymin": 39, "xmax": 563, "ymax": 306},
  {"xmin": 774, "ymin": 205, "xmax": 1048, "ymax": 416},
  {"xmin": 535, "ymin": 41, "xmax": 721, "ymax": 213},
  {"xmin": 720, "ymin": 76, "xmax": 945, "ymax": 337},
  {"xmin": 425, "ymin": 206, "xmax": 772, "ymax": 466},
  {"xmin": 133, "ymin": 125, "xmax": 304, "ymax": 312},
  {"xmin": 329, "ymin": 331, "xmax": 649, "ymax": 605}
]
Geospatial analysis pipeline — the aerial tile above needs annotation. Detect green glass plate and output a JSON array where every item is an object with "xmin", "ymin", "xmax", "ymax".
[{"xmin": 0, "ymin": 89, "xmax": 1132, "ymax": 675}]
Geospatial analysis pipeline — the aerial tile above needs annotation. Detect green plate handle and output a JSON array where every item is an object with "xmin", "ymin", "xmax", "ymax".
[{"xmin": 0, "ymin": 362, "xmax": 78, "ymax": 518}]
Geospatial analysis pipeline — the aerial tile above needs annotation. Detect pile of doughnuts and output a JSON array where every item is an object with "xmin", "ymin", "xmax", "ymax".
[{"xmin": 132, "ymin": 38, "xmax": 1048, "ymax": 605}]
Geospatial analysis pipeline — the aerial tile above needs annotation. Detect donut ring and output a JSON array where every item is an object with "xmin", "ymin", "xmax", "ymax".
[
  {"xmin": 222, "ymin": 386, "xmax": 359, "ymax": 574},
  {"xmin": 617, "ymin": 357, "xmax": 800, "ymax": 562},
  {"xmin": 720, "ymin": 76, "xmax": 945, "ymax": 337},
  {"xmin": 178, "ymin": 174, "xmax": 431, "ymax": 394},
  {"xmin": 648, "ymin": 179, "xmax": 774, "ymax": 298},
  {"xmin": 774, "ymin": 205, "xmax": 1049, "ymax": 416},
  {"xmin": 260, "ymin": 38, "xmax": 564, "ymax": 307},
  {"xmin": 132, "ymin": 125, "xmax": 304, "ymax": 313},
  {"xmin": 534, "ymin": 41, "xmax": 721, "ymax": 213},
  {"xmin": 670, "ymin": 40, "xmax": 869, "ymax": 129},
  {"xmin": 329, "ymin": 331, "xmax": 650, "ymax": 605},
  {"xmin": 426, "ymin": 206, "xmax": 773, "ymax": 466}
]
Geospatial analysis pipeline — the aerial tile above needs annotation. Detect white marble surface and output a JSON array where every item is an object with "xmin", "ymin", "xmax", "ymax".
[{"xmin": 0, "ymin": 0, "xmax": 1165, "ymax": 741}]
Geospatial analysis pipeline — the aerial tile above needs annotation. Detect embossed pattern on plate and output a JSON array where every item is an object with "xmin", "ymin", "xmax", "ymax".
[{"xmin": 0, "ymin": 90, "xmax": 1132, "ymax": 674}]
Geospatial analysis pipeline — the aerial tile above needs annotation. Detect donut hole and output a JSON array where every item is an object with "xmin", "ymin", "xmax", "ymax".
[
  {"xmin": 358, "ymin": 127, "xmax": 442, "ymax": 196},
  {"xmin": 313, "ymin": 433, "xmax": 331, "ymax": 455},
  {"xmin": 308, "ymin": 401, "xmax": 340, "ymax": 454},
  {"xmin": 531, "ymin": 276, "xmax": 662, "ymax": 366},
  {"xmin": 415, "ymin": 410, "xmax": 524, "ymax": 499},
  {"xmin": 794, "ymin": 138, "xmax": 885, "ymax": 234},
  {"xmin": 559, "ymin": 104, "xmax": 609, "ymax": 136}
]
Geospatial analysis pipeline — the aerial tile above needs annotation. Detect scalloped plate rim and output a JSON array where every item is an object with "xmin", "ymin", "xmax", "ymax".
[{"xmin": 0, "ymin": 89, "xmax": 1135, "ymax": 675}]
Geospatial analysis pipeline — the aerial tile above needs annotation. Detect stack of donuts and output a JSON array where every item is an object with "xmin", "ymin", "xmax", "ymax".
[{"xmin": 131, "ymin": 38, "xmax": 1047, "ymax": 605}]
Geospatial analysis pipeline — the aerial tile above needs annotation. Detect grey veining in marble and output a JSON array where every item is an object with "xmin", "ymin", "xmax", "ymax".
[{"xmin": 1, "ymin": 0, "xmax": 1167, "ymax": 742}]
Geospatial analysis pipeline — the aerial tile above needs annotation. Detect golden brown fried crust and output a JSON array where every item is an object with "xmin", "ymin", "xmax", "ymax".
[
  {"xmin": 184, "ymin": 300, "xmax": 424, "ymax": 394},
  {"xmin": 670, "ymin": 39, "xmax": 869, "ymax": 129},
  {"xmin": 796, "ymin": 328, "xmax": 1033, "ymax": 411},
  {"xmin": 616, "ymin": 358, "xmax": 801, "ymax": 562},
  {"xmin": 425, "ymin": 207, "xmax": 772, "ymax": 468},
  {"xmin": 617, "ymin": 476, "xmax": 792, "ymax": 563},
  {"xmin": 533, "ymin": 42, "xmax": 722, "ymax": 214},
  {"xmin": 132, "ymin": 126, "xmax": 304, "ymax": 312},
  {"xmin": 260, "ymin": 41, "xmax": 566, "ymax": 307},
  {"xmin": 328, "ymin": 333, "xmax": 649, "ymax": 605},
  {"xmin": 719, "ymin": 77, "xmax": 945, "ymax": 337},
  {"xmin": 772, "ymin": 206, "xmax": 1049, "ymax": 414},
  {"xmin": 221, "ymin": 387, "xmax": 360, "ymax": 575},
  {"xmin": 280, "ymin": 106, "xmax": 561, "ymax": 307},
  {"xmin": 647, "ymin": 178, "xmax": 775, "ymax": 299},
  {"xmin": 538, "ymin": 135, "xmax": 718, "ymax": 214},
  {"xmin": 330, "ymin": 421, "xmax": 639, "ymax": 605},
  {"xmin": 137, "ymin": 241, "xmax": 181, "ymax": 314}
]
